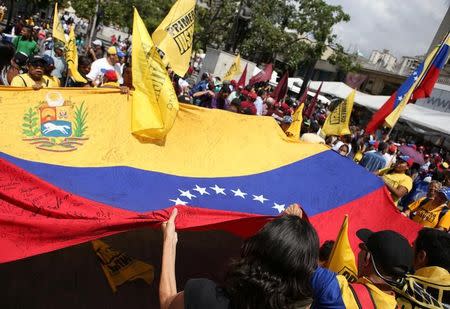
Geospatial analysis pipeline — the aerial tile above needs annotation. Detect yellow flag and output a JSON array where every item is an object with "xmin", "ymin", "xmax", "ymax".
[
  {"xmin": 65, "ymin": 25, "xmax": 87, "ymax": 83},
  {"xmin": 223, "ymin": 54, "xmax": 241, "ymax": 81},
  {"xmin": 285, "ymin": 103, "xmax": 304, "ymax": 140},
  {"xmin": 152, "ymin": 0, "xmax": 196, "ymax": 76},
  {"xmin": 52, "ymin": 2, "xmax": 66, "ymax": 43},
  {"xmin": 132, "ymin": 9, "xmax": 179, "ymax": 142},
  {"xmin": 92, "ymin": 240, "xmax": 154, "ymax": 293},
  {"xmin": 326, "ymin": 215, "xmax": 358, "ymax": 282},
  {"xmin": 322, "ymin": 89, "xmax": 355, "ymax": 136}
]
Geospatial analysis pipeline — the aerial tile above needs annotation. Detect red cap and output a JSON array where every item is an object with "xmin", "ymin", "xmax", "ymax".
[
  {"xmin": 388, "ymin": 144, "xmax": 397, "ymax": 152},
  {"xmin": 240, "ymin": 101, "xmax": 256, "ymax": 115},
  {"xmin": 241, "ymin": 89, "xmax": 249, "ymax": 97},
  {"xmin": 248, "ymin": 92, "xmax": 257, "ymax": 100},
  {"xmin": 104, "ymin": 70, "xmax": 118, "ymax": 82}
]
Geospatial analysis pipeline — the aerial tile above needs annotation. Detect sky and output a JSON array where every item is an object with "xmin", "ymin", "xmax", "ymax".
[{"xmin": 325, "ymin": 0, "xmax": 449, "ymax": 58}]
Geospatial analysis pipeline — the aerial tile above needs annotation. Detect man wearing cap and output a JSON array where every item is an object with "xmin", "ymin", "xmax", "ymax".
[
  {"xmin": 42, "ymin": 54, "xmax": 60, "ymax": 87},
  {"xmin": 384, "ymin": 144, "xmax": 397, "ymax": 168},
  {"xmin": 86, "ymin": 46, "xmax": 123, "ymax": 86},
  {"xmin": 43, "ymin": 41, "xmax": 67, "ymax": 80},
  {"xmin": 340, "ymin": 229, "xmax": 413, "ymax": 308},
  {"xmin": 88, "ymin": 39, "xmax": 104, "ymax": 61},
  {"xmin": 404, "ymin": 187, "xmax": 450, "ymax": 231},
  {"xmin": 380, "ymin": 156, "xmax": 414, "ymax": 205},
  {"xmin": 11, "ymin": 55, "xmax": 57, "ymax": 89},
  {"xmin": 312, "ymin": 229, "xmax": 414, "ymax": 308}
]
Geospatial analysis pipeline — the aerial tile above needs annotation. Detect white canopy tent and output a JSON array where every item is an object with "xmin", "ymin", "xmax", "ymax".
[{"xmin": 293, "ymin": 80, "xmax": 450, "ymax": 135}]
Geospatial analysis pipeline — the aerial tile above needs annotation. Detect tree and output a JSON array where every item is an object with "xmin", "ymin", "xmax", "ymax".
[
  {"xmin": 70, "ymin": 0, "xmax": 174, "ymax": 32},
  {"xmin": 194, "ymin": 0, "xmax": 239, "ymax": 51},
  {"xmin": 232, "ymin": 0, "xmax": 351, "ymax": 95}
]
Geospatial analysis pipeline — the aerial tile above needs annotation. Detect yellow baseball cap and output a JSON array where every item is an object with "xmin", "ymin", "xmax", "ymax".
[{"xmin": 107, "ymin": 46, "xmax": 117, "ymax": 55}]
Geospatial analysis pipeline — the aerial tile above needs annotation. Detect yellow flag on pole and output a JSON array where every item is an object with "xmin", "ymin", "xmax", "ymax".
[
  {"xmin": 132, "ymin": 8, "xmax": 179, "ymax": 142},
  {"xmin": 152, "ymin": 0, "xmax": 196, "ymax": 77},
  {"xmin": 52, "ymin": 2, "xmax": 66, "ymax": 43},
  {"xmin": 223, "ymin": 55, "xmax": 241, "ymax": 81},
  {"xmin": 92, "ymin": 240, "xmax": 154, "ymax": 293},
  {"xmin": 326, "ymin": 215, "xmax": 358, "ymax": 283},
  {"xmin": 321, "ymin": 89, "xmax": 355, "ymax": 136},
  {"xmin": 285, "ymin": 103, "xmax": 304, "ymax": 140},
  {"xmin": 65, "ymin": 25, "xmax": 87, "ymax": 83}
]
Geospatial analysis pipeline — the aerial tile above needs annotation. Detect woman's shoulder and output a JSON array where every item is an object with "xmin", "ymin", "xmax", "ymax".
[{"xmin": 184, "ymin": 278, "xmax": 230, "ymax": 309}]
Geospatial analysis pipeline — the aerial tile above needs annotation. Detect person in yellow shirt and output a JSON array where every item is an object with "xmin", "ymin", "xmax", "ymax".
[
  {"xmin": 42, "ymin": 54, "xmax": 61, "ymax": 87},
  {"xmin": 404, "ymin": 187, "xmax": 450, "ymax": 231},
  {"xmin": 381, "ymin": 155, "xmax": 414, "ymax": 205},
  {"xmin": 396, "ymin": 228, "xmax": 450, "ymax": 308},
  {"xmin": 10, "ymin": 56, "xmax": 57, "ymax": 89},
  {"xmin": 337, "ymin": 229, "xmax": 414, "ymax": 308}
]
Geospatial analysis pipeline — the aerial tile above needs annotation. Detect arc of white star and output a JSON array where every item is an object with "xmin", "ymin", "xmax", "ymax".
[
  {"xmin": 169, "ymin": 198, "xmax": 188, "ymax": 206},
  {"xmin": 414, "ymin": 76, "xmax": 418, "ymax": 81},
  {"xmin": 178, "ymin": 189, "xmax": 196, "ymax": 200},
  {"xmin": 253, "ymin": 194, "xmax": 268, "ymax": 204},
  {"xmin": 193, "ymin": 185, "xmax": 209, "ymax": 195},
  {"xmin": 272, "ymin": 203, "xmax": 286, "ymax": 213},
  {"xmin": 210, "ymin": 185, "xmax": 226, "ymax": 195},
  {"xmin": 398, "ymin": 95, "xmax": 403, "ymax": 101},
  {"xmin": 231, "ymin": 188, "xmax": 247, "ymax": 198}
]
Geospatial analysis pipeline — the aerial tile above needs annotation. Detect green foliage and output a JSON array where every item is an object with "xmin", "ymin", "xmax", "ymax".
[
  {"xmin": 73, "ymin": 102, "xmax": 88, "ymax": 137},
  {"xmin": 328, "ymin": 44, "xmax": 362, "ymax": 73},
  {"xmin": 22, "ymin": 107, "xmax": 40, "ymax": 137},
  {"xmin": 194, "ymin": 1, "xmax": 239, "ymax": 50},
  {"xmin": 238, "ymin": 0, "xmax": 350, "ymax": 69},
  {"xmin": 71, "ymin": 0, "xmax": 175, "ymax": 32}
]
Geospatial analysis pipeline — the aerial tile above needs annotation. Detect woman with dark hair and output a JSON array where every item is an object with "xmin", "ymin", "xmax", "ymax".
[{"xmin": 159, "ymin": 205, "xmax": 319, "ymax": 309}]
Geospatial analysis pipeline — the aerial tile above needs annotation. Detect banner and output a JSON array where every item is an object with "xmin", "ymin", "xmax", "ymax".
[
  {"xmin": 303, "ymin": 81, "xmax": 323, "ymax": 119},
  {"xmin": 223, "ymin": 54, "xmax": 241, "ymax": 81},
  {"xmin": 92, "ymin": 240, "xmax": 154, "ymax": 293},
  {"xmin": 249, "ymin": 63, "xmax": 273, "ymax": 86},
  {"xmin": 271, "ymin": 71, "xmax": 288, "ymax": 102},
  {"xmin": 52, "ymin": 2, "xmax": 66, "ymax": 43},
  {"xmin": 326, "ymin": 215, "xmax": 358, "ymax": 283},
  {"xmin": 285, "ymin": 103, "xmax": 304, "ymax": 140},
  {"xmin": 322, "ymin": 89, "xmax": 355, "ymax": 136},
  {"xmin": 65, "ymin": 25, "xmax": 87, "ymax": 83},
  {"xmin": 132, "ymin": 9, "xmax": 179, "ymax": 142},
  {"xmin": 237, "ymin": 64, "xmax": 248, "ymax": 88},
  {"xmin": 152, "ymin": 0, "xmax": 196, "ymax": 76},
  {"xmin": 0, "ymin": 87, "xmax": 421, "ymax": 263}
]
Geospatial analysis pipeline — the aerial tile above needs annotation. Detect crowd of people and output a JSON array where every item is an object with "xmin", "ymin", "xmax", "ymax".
[
  {"xmin": 159, "ymin": 205, "xmax": 450, "ymax": 308},
  {"xmin": 1, "ymin": 11, "xmax": 450, "ymax": 309},
  {"xmin": 0, "ymin": 15, "xmax": 131, "ymax": 90}
]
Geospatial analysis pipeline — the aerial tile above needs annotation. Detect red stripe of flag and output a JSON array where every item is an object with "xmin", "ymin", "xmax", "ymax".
[{"xmin": 365, "ymin": 91, "xmax": 398, "ymax": 134}]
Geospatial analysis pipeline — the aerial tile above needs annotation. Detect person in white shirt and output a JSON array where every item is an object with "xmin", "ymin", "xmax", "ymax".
[
  {"xmin": 86, "ymin": 46, "xmax": 123, "ymax": 86},
  {"xmin": 254, "ymin": 89, "xmax": 267, "ymax": 116}
]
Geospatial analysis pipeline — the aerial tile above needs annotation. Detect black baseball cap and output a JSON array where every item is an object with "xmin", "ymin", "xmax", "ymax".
[
  {"xmin": 357, "ymin": 229, "xmax": 413, "ymax": 278},
  {"xmin": 28, "ymin": 55, "xmax": 46, "ymax": 67}
]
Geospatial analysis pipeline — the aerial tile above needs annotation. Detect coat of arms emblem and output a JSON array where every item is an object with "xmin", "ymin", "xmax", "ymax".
[{"xmin": 22, "ymin": 92, "xmax": 88, "ymax": 151}]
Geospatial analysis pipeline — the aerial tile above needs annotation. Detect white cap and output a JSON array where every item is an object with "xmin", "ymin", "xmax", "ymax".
[{"xmin": 92, "ymin": 39, "xmax": 102, "ymax": 46}]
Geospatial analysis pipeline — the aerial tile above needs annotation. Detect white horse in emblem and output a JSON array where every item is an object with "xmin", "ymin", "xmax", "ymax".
[{"xmin": 42, "ymin": 122, "xmax": 71, "ymax": 135}]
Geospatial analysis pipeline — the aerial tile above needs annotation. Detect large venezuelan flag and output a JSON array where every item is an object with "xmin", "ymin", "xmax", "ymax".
[{"xmin": 0, "ymin": 88, "xmax": 419, "ymax": 263}]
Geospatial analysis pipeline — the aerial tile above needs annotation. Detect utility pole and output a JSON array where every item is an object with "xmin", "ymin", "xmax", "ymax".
[{"xmin": 88, "ymin": 0, "xmax": 100, "ymax": 46}]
